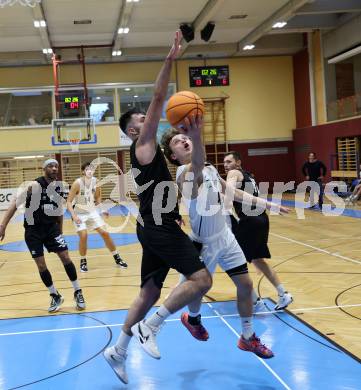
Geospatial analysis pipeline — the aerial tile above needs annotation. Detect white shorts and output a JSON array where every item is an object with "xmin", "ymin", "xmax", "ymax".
[
  {"xmin": 193, "ymin": 226, "xmax": 247, "ymax": 274},
  {"xmin": 73, "ymin": 211, "xmax": 105, "ymax": 232}
]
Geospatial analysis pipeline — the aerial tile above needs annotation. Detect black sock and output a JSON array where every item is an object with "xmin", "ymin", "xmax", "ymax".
[
  {"xmin": 188, "ymin": 314, "xmax": 201, "ymax": 326},
  {"xmin": 39, "ymin": 269, "xmax": 53, "ymax": 288},
  {"xmin": 63, "ymin": 262, "xmax": 78, "ymax": 282}
]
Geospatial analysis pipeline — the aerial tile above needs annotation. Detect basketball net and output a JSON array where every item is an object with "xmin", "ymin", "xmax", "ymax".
[
  {"xmin": 68, "ymin": 138, "xmax": 81, "ymax": 153},
  {"xmin": 0, "ymin": 0, "xmax": 41, "ymax": 7}
]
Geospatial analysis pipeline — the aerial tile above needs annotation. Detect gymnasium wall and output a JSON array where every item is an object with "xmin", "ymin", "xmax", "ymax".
[
  {"xmin": 293, "ymin": 116, "xmax": 361, "ymax": 183},
  {"xmin": 0, "ymin": 56, "xmax": 296, "ymax": 183}
]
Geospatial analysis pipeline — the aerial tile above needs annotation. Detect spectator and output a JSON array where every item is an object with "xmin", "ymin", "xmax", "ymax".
[
  {"xmin": 8, "ymin": 115, "xmax": 19, "ymax": 126},
  {"xmin": 27, "ymin": 114, "xmax": 37, "ymax": 126},
  {"xmin": 0, "ymin": 115, "xmax": 5, "ymax": 126},
  {"xmin": 302, "ymin": 152, "xmax": 327, "ymax": 209},
  {"xmin": 41, "ymin": 112, "xmax": 52, "ymax": 124}
]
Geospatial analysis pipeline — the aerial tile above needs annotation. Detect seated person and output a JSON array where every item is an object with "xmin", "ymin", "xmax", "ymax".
[
  {"xmin": 41, "ymin": 112, "xmax": 52, "ymax": 124},
  {"xmin": 27, "ymin": 114, "xmax": 37, "ymax": 126},
  {"xmin": 8, "ymin": 115, "xmax": 19, "ymax": 126},
  {"xmin": 347, "ymin": 179, "xmax": 361, "ymax": 204}
]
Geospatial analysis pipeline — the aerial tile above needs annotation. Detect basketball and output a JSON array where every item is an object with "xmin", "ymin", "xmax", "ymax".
[{"xmin": 166, "ymin": 91, "xmax": 204, "ymax": 128}]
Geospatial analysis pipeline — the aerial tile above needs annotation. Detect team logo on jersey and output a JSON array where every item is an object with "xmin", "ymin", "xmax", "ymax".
[{"xmin": 54, "ymin": 235, "xmax": 67, "ymax": 247}]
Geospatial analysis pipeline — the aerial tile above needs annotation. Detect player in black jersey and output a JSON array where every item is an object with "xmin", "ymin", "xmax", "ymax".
[
  {"xmin": 104, "ymin": 31, "xmax": 212, "ymax": 384},
  {"xmin": 0, "ymin": 159, "xmax": 86, "ymax": 313},
  {"xmin": 224, "ymin": 151, "xmax": 293, "ymax": 312}
]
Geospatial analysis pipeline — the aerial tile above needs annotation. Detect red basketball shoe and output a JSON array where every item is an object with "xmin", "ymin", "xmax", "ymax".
[
  {"xmin": 181, "ymin": 312, "xmax": 209, "ymax": 341},
  {"xmin": 238, "ymin": 333, "xmax": 274, "ymax": 359}
]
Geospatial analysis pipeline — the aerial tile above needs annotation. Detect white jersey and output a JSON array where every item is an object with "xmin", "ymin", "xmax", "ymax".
[
  {"xmin": 73, "ymin": 177, "xmax": 97, "ymax": 214},
  {"xmin": 176, "ymin": 164, "xmax": 227, "ymax": 241}
]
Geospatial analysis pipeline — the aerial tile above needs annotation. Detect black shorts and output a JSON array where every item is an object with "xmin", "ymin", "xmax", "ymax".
[
  {"xmin": 24, "ymin": 223, "xmax": 68, "ymax": 259},
  {"xmin": 137, "ymin": 219, "xmax": 205, "ymax": 289},
  {"xmin": 231, "ymin": 213, "xmax": 271, "ymax": 263}
]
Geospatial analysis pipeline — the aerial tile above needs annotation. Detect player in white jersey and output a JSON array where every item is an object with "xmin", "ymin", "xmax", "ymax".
[
  {"xmin": 67, "ymin": 162, "xmax": 127, "ymax": 272},
  {"xmin": 161, "ymin": 121, "xmax": 288, "ymax": 359}
]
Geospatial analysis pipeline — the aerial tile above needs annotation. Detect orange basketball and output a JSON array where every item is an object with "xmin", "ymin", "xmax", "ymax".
[{"xmin": 166, "ymin": 91, "xmax": 204, "ymax": 128}]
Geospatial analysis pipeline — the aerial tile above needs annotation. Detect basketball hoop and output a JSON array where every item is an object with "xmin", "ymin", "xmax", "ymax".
[
  {"xmin": 0, "ymin": 0, "xmax": 41, "ymax": 6},
  {"xmin": 68, "ymin": 138, "xmax": 81, "ymax": 153}
]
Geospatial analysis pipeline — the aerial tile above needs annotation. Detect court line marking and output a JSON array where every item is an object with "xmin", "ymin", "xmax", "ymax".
[
  {"xmin": 270, "ymin": 233, "xmax": 361, "ymax": 266},
  {"xmin": 206, "ymin": 302, "xmax": 292, "ymax": 390},
  {"xmin": 1, "ymin": 302, "xmax": 360, "ymax": 337}
]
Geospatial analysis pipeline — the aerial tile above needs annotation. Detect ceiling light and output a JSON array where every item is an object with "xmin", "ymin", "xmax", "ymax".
[
  {"xmin": 124, "ymin": 88, "xmax": 131, "ymax": 91},
  {"xmin": 14, "ymin": 155, "xmax": 44, "ymax": 159},
  {"xmin": 126, "ymin": 0, "xmax": 139, "ymax": 2},
  {"xmin": 118, "ymin": 27, "xmax": 129, "ymax": 34},
  {"xmin": 112, "ymin": 50, "xmax": 122, "ymax": 56},
  {"xmin": 134, "ymin": 95, "xmax": 138, "ymax": 98},
  {"xmin": 42, "ymin": 48, "xmax": 53, "ymax": 54},
  {"xmin": 272, "ymin": 21, "xmax": 287, "ymax": 29},
  {"xmin": 34, "ymin": 20, "xmax": 46, "ymax": 28},
  {"xmin": 243, "ymin": 44, "xmax": 255, "ymax": 50},
  {"xmin": 96, "ymin": 97, "xmax": 101, "ymax": 100}
]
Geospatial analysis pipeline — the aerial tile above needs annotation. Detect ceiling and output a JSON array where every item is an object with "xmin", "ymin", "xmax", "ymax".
[{"xmin": 0, "ymin": 0, "xmax": 360, "ymax": 66}]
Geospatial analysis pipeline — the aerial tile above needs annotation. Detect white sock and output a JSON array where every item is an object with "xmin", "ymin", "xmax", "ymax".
[
  {"xmin": 111, "ymin": 250, "xmax": 118, "ymax": 256},
  {"xmin": 72, "ymin": 280, "xmax": 80, "ymax": 291},
  {"xmin": 252, "ymin": 289, "xmax": 259, "ymax": 304},
  {"xmin": 115, "ymin": 331, "xmax": 132, "ymax": 355},
  {"xmin": 145, "ymin": 305, "xmax": 171, "ymax": 329},
  {"xmin": 48, "ymin": 285, "xmax": 57, "ymax": 295},
  {"xmin": 241, "ymin": 317, "xmax": 254, "ymax": 340},
  {"xmin": 189, "ymin": 310, "xmax": 200, "ymax": 318},
  {"xmin": 277, "ymin": 284, "xmax": 285, "ymax": 296}
]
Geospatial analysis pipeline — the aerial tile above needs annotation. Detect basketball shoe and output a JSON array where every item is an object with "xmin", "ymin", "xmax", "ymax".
[
  {"xmin": 274, "ymin": 292, "xmax": 293, "ymax": 311},
  {"xmin": 238, "ymin": 333, "xmax": 274, "ymax": 359},
  {"xmin": 131, "ymin": 320, "xmax": 161, "ymax": 359},
  {"xmin": 181, "ymin": 313, "xmax": 209, "ymax": 341},
  {"xmin": 48, "ymin": 292, "xmax": 64, "ymax": 313},
  {"xmin": 103, "ymin": 346, "xmax": 128, "ymax": 384}
]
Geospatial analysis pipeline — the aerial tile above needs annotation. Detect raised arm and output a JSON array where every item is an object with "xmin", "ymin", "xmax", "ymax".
[
  {"xmin": 136, "ymin": 31, "xmax": 181, "ymax": 164},
  {"xmin": 177, "ymin": 115, "xmax": 205, "ymax": 199}
]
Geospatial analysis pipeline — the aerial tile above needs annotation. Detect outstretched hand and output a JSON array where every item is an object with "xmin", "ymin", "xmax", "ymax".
[
  {"xmin": 180, "ymin": 114, "xmax": 203, "ymax": 139},
  {"xmin": 167, "ymin": 30, "xmax": 182, "ymax": 61}
]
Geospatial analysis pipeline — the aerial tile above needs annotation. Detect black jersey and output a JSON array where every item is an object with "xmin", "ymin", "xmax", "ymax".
[
  {"xmin": 24, "ymin": 177, "xmax": 66, "ymax": 228},
  {"xmin": 233, "ymin": 169, "xmax": 262, "ymax": 219},
  {"xmin": 130, "ymin": 140, "xmax": 180, "ymax": 223}
]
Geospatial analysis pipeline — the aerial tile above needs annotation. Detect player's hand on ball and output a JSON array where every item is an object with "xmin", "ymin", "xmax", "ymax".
[{"xmin": 180, "ymin": 114, "xmax": 203, "ymax": 138}]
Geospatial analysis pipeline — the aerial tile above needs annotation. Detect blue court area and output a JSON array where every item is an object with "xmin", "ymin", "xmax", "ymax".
[
  {"xmin": 0, "ymin": 233, "xmax": 138, "ymax": 252},
  {"xmin": 0, "ymin": 300, "xmax": 359, "ymax": 390}
]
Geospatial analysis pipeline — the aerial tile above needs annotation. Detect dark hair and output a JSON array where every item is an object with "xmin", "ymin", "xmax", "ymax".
[
  {"xmin": 309, "ymin": 151, "xmax": 316, "ymax": 157},
  {"xmin": 119, "ymin": 108, "xmax": 144, "ymax": 134},
  {"xmin": 161, "ymin": 128, "xmax": 182, "ymax": 166},
  {"xmin": 225, "ymin": 151, "xmax": 241, "ymax": 161},
  {"xmin": 81, "ymin": 162, "xmax": 91, "ymax": 171}
]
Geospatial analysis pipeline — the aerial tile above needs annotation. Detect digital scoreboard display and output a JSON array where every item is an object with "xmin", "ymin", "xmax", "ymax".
[
  {"xmin": 60, "ymin": 93, "xmax": 82, "ymax": 117},
  {"xmin": 63, "ymin": 96, "xmax": 80, "ymax": 110},
  {"xmin": 189, "ymin": 65, "xmax": 229, "ymax": 87}
]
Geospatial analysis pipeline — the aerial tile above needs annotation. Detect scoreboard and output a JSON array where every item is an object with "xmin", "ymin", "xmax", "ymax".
[{"xmin": 189, "ymin": 65, "xmax": 229, "ymax": 87}]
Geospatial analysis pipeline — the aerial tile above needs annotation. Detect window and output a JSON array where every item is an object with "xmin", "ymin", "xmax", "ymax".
[
  {"xmin": 118, "ymin": 84, "xmax": 175, "ymax": 118},
  {"xmin": 325, "ymin": 52, "xmax": 361, "ymax": 121},
  {"xmin": 0, "ymin": 91, "xmax": 52, "ymax": 127}
]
